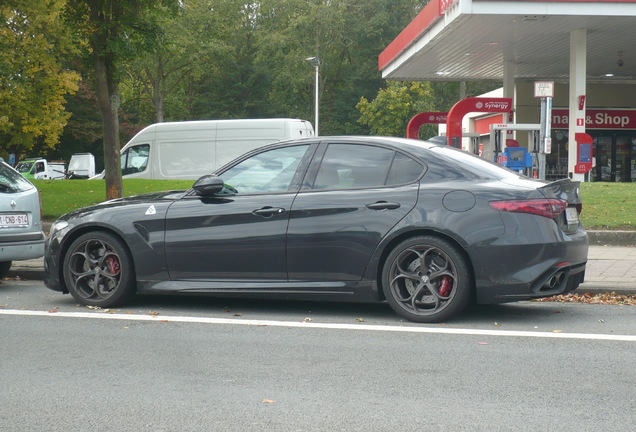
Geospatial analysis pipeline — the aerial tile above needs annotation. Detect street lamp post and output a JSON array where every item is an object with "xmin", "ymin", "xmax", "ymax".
[{"xmin": 305, "ymin": 56, "xmax": 320, "ymax": 136}]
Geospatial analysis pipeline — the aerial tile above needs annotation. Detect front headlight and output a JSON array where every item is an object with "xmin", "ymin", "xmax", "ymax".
[{"xmin": 49, "ymin": 220, "xmax": 69, "ymax": 237}]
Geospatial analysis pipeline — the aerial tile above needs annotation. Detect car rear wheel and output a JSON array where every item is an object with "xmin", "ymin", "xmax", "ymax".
[
  {"xmin": 0, "ymin": 261, "xmax": 11, "ymax": 278},
  {"xmin": 63, "ymin": 232, "xmax": 136, "ymax": 307},
  {"xmin": 382, "ymin": 236, "xmax": 472, "ymax": 323}
]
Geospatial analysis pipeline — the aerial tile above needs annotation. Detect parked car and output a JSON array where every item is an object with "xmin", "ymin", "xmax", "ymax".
[
  {"xmin": 0, "ymin": 160, "xmax": 46, "ymax": 278},
  {"xmin": 43, "ymin": 136, "xmax": 588, "ymax": 322}
]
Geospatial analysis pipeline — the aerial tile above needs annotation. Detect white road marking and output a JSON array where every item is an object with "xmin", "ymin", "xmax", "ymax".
[{"xmin": 1, "ymin": 309, "xmax": 635, "ymax": 342}]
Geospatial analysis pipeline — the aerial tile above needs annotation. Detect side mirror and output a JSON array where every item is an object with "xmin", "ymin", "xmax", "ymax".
[{"xmin": 192, "ymin": 175, "xmax": 225, "ymax": 196}]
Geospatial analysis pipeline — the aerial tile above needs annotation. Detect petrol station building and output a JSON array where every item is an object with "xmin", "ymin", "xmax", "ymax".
[{"xmin": 379, "ymin": 0, "xmax": 636, "ymax": 182}]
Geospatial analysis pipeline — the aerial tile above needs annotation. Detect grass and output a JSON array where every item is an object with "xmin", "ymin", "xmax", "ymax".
[
  {"xmin": 33, "ymin": 179, "xmax": 192, "ymax": 221},
  {"xmin": 579, "ymin": 182, "xmax": 636, "ymax": 230},
  {"xmin": 33, "ymin": 179, "xmax": 636, "ymax": 230}
]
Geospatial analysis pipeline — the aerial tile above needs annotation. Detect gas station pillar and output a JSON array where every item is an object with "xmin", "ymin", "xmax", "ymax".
[{"xmin": 568, "ymin": 29, "xmax": 587, "ymax": 182}]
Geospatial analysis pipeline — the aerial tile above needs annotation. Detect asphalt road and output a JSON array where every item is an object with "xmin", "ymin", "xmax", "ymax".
[{"xmin": 1, "ymin": 279, "xmax": 635, "ymax": 432}]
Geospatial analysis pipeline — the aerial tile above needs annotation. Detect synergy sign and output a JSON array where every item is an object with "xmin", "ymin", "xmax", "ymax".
[{"xmin": 552, "ymin": 109, "xmax": 636, "ymax": 129}]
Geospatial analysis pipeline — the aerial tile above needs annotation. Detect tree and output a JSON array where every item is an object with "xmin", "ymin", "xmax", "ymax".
[
  {"xmin": 64, "ymin": 0, "xmax": 178, "ymax": 199},
  {"xmin": 357, "ymin": 81, "xmax": 436, "ymax": 137},
  {"xmin": 0, "ymin": 0, "xmax": 80, "ymax": 160}
]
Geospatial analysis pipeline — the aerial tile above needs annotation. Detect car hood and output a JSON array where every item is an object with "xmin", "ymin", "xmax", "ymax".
[{"xmin": 59, "ymin": 190, "xmax": 187, "ymax": 221}]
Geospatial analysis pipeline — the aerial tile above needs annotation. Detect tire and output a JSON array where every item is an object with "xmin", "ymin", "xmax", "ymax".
[
  {"xmin": 63, "ymin": 232, "xmax": 136, "ymax": 307},
  {"xmin": 0, "ymin": 261, "xmax": 12, "ymax": 278},
  {"xmin": 382, "ymin": 236, "xmax": 473, "ymax": 323}
]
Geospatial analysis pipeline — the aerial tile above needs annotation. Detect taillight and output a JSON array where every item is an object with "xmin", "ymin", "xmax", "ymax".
[{"xmin": 489, "ymin": 199, "xmax": 568, "ymax": 219}]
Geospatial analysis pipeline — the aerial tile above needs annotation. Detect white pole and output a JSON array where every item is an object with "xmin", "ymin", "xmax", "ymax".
[{"xmin": 314, "ymin": 63, "xmax": 319, "ymax": 136}]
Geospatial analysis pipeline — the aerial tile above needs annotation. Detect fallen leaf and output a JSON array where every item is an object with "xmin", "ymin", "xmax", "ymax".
[
  {"xmin": 261, "ymin": 399, "xmax": 276, "ymax": 404},
  {"xmin": 535, "ymin": 293, "xmax": 636, "ymax": 306},
  {"xmin": 149, "ymin": 311, "xmax": 159, "ymax": 316},
  {"xmin": 552, "ymin": 330, "xmax": 563, "ymax": 333},
  {"xmin": 356, "ymin": 318, "xmax": 365, "ymax": 322},
  {"xmin": 304, "ymin": 317, "xmax": 312, "ymax": 322},
  {"xmin": 48, "ymin": 309, "xmax": 58, "ymax": 313},
  {"xmin": 477, "ymin": 342, "xmax": 489, "ymax": 345},
  {"xmin": 234, "ymin": 313, "xmax": 242, "ymax": 317},
  {"xmin": 494, "ymin": 322, "xmax": 501, "ymax": 327}
]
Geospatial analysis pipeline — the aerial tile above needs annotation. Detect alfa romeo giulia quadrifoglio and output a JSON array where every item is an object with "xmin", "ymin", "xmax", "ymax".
[{"xmin": 44, "ymin": 137, "xmax": 588, "ymax": 322}]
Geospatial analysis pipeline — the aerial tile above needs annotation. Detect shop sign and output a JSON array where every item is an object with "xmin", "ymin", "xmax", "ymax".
[{"xmin": 552, "ymin": 109, "xmax": 636, "ymax": 130}]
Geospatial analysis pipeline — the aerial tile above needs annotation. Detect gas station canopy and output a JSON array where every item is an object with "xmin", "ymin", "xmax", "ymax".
[{"xmin": 380, "ymin": 0, "xmax": 636, "ymax": 82}]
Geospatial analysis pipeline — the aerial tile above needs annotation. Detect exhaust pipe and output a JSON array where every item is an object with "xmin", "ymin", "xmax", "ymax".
[{"xmin": 543, "ymin": 271, "xmax": 566, "ymax": 290}]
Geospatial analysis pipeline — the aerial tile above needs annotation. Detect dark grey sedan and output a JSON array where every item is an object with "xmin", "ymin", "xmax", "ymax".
[{"xmin": 44, "ymin": 137, "xmax": 588, "ymax": 322}]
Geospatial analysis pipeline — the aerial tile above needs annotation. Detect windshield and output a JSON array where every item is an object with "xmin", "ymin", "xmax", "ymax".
[
  {"xmin": 15, "ymin": 161, "xmax": 34, "ymax": 174},
  {"xmin": 0, "ymin": 162, "xmax": 35, "ymax": 193}
]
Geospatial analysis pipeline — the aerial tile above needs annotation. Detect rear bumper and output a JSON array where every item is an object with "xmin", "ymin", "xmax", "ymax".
[
  {"xmin": 0, "ymin": 233, "xmax": 46, "ymax": 261},
  {"xmin": 470, "ymin": 229, "xmax": 589, "ymax": 304},
  {"xmin": 475, "ymin": 261, "xmax": 586, "ymax": 304}
]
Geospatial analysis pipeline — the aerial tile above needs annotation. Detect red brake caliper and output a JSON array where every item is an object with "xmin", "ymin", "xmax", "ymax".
[
  {"xmin": 105, "ymin": 256, "xmax": 121, "ymax": 275},
  {"xmin": 439, "ymin": 276, "xmax": 453, "ymax": 297}
]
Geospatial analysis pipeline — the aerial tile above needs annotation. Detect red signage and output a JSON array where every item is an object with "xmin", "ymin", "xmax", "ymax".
[
  {"xmin": 446, "ymin": 97, "xmax": 513, "ymax": 148},
  {"xmin": 439, "ymin": 0, "xmax": 458, "ymax": 14},
  {"xmin": 406, "ymin": 112, "xmax": 448, "ymax": 138},
  {"xmin": 574, "ymin": 133, "xmax": 593, "ymax": 174},
  {"xmin": 552, "ymin": 109, "xmax": 636, "ymax": 130}
]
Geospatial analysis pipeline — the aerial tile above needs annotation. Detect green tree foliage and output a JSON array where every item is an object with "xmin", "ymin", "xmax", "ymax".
[
  {"xmin": 0, "ymin": 0, "xmax": 81, "ymax": 159},
  {"xmin": 64, "ymin": 0, "xmax": 178, "ymax": 199},
  {"xmin": 253, "ymin": 0, "xmax": 425, "ymax": 134},
  {"xmin": 357, "ymin": 81, "xmax": 436, "ymax": 137},
  {"xmin": 117, "ymin": 0, "xmax": 425, "ymax": 132}
]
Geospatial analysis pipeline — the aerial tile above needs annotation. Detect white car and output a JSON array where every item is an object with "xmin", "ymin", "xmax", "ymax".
[{"xmin": 0, "ymin": 160, "xmax": 46, "ymax": 277}]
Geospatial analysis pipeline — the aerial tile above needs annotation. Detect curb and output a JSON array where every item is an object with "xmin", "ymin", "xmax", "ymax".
[{"xmin": 587, "ymin": 230, "xmax": 636, "ymax": 246}]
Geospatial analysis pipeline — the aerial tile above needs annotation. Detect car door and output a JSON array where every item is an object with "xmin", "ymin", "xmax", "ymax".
[
  {"xmin": 164, "ymin": 143, "xmax": 314, "ymax": 280},
  {"xmin": 286, "ymin": 141, "xmax": 424, "ymax": 281}
]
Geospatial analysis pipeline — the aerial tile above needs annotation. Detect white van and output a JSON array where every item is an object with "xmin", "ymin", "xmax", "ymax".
[{"xmin": 103, "ymin": 118, "xmax": 314, "ymax": 180}]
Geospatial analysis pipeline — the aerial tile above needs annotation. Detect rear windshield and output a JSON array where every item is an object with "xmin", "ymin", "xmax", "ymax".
[
  {"xmin": 429, "ymin": 145, "xmax": 523, "ymax": 180},
  {"xmin": 0, "ymin": 163, "xmax": 35, "ymax": 193}
]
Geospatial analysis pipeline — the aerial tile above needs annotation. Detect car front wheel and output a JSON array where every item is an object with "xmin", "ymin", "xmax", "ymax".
[
  {"xmin": 63, "ymin": 232, "xmax": 136, "ymax": 307},
  {"xmin": 382, "ymin": 236, "xmax": 472, "ymax": 323}
]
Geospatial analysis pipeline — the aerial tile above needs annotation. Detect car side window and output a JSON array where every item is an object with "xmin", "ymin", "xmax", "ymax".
[
  {"xmin": 311, "ymin": 144, "xmax": 422, "ymax": 190},
  {"xmin": 221, "ymin": 145, "xmax": 310, "ymax": 194},
  {"xmin": 121, "ymin": 144, "xmax": 149, "ymax": 175},
  {"xmin": 386, "ymin": 152, "xmax": 424, "ymax": 185}
]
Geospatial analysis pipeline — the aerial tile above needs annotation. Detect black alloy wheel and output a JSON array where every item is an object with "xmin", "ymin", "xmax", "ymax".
[
  {"xmin": 63, "ymin": 232, "xmax": 136, "ymax": 307},
  {"xmin": 382, "ymin": 236, "xmax": 472, "ymax": 323}
]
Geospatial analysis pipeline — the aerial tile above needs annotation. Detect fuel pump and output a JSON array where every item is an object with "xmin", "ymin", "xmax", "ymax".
[{"xmin": 490, "ymin": 124, "xmax": 543, "ymax": 178}]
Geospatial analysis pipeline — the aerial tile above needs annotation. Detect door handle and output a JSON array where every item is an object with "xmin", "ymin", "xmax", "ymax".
[
  {"xmin": 252, "ymin": 207, "xmax": 286, "ymax": 217},
  {"xmin": 366, "ymin": 201, "xmax": 401, "ymax": 211}
]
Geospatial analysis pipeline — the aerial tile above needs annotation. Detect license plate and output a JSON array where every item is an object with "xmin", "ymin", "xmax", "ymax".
[
  {"xmin": 565, "ymin": 207, "xmax": 579, "ymax": 224},
  {"xmin": 0, "ymin": 213, "xmax": 29, "ymax": 227}
]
